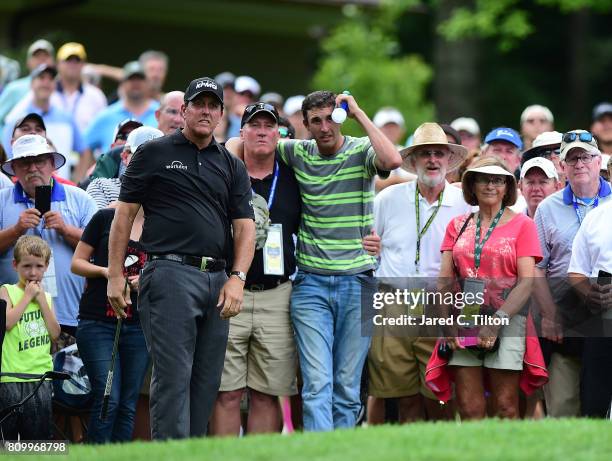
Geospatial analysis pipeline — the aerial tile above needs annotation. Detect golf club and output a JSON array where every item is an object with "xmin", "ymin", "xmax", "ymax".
[{"xmin": 100, "ymin": 254, "xmax": 139, "ymax": 420}]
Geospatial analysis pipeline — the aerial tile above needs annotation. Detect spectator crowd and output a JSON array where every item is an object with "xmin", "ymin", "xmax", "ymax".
[{"xmin": 0, "ymin": 38, "xmax": 611, "ymax": 443}]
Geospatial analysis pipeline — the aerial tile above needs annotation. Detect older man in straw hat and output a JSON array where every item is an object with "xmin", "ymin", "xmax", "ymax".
[
  {"xmin": 0, "ymin": 134, "xmax": 97, "ymax": 334},
  {"xmin": 367, "ymin": 123, "xmax": 472, "ymax": 424}
]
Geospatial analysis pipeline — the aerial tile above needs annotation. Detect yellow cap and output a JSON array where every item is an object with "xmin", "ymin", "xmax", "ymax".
[{"xmin": 57, "ymin": 42, "xmax": 86, "ymax": 61}]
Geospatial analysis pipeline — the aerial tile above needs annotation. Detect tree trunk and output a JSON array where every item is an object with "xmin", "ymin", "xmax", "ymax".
[
  {"xmin": 568, "ymin": 9, "xmax": 590, "ymax": 127},
  {"xmin": 433, "ymin": 0, "xmax": 481, "ymax": 124}
]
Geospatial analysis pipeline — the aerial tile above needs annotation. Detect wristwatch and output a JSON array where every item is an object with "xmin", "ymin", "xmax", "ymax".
[
  {"xmin": 494, "ymin": 310, "xmax": 510, "ymax": 321},
  {"xmin": 230, "ymin": 271, "xmax": 247, "ymax": 282}
]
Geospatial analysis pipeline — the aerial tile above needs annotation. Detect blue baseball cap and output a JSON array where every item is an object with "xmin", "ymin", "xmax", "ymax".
[{"xmin": 484, "ymin": 127, "xmax": 523, "ymax": 150}]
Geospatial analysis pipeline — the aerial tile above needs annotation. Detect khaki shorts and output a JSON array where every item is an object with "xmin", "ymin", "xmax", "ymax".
[
  {"xmin": 219, "ymin": 281, "xmax": 297, "ymax": 396},
  {"xmin": 448, "ymin": 315, "xmax": 526, "ymax": 370},
  {"xmin": 368, "ymin": 335, "xmax": 437, "ymax": 399}
]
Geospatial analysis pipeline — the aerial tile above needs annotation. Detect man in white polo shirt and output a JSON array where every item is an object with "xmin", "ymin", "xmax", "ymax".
[
  {"xmin": 367, "ymin": 123, "xmax": 471, "ymax": 424},
  {"xmin": 568, "ymin": 199, "xmax": 612, "ymax": 418}
]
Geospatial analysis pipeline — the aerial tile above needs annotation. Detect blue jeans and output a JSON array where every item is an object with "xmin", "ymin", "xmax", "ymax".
[
  {"xmin": 290, "ymin": 270, "xmax": 374, "ymax": 431},
  {"xmin": 76, "ymin": 319, "xmax": 150, "ymax": 443}
]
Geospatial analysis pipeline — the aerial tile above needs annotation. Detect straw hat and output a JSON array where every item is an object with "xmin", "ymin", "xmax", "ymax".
[{"xmin": 399, "ymin": 123, "xmax": 467, "ymax": 174}]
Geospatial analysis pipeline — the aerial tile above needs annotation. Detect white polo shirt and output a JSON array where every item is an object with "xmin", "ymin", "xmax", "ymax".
[
  {"xmin": 375, "ymin": 180, "xmax": 472, "ymax": 280},
  {"xmin": 568, "ymin": 199, "xmax": 612, "ymax": 278}
]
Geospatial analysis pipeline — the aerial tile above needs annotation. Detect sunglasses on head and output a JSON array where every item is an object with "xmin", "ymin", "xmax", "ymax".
[
  {"xmin": 563, "ymin": 132, "xmax": 594, "ymax": 144},
  {"xmin": 245, "ymin": 103, "xmax": 276, "ymax": 114}
]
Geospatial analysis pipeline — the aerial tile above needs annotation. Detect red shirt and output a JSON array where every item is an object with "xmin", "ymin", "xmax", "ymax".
[{"xmin": 440, "ymin": 212, "xmax": 543, "ymax": 309}]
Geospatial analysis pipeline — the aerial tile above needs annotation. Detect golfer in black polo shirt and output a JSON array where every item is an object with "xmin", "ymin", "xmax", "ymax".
[{"xmin": 107, "ymin": 77, "xmax": 255, "ymax": 440}]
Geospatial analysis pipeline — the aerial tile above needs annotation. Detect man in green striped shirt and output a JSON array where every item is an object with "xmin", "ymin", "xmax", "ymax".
[{"xmin": 278, "ymin": 91, "xmax": 401, "ymax": 430}]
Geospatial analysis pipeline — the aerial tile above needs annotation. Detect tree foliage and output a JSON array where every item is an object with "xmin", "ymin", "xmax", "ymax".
[
  {"xmin": 439, "ymin": 0, "xmax": 612, "ymax": 51},
  {"xmin": 312, "ymin": 2, "xmax": 433, "ymax": 137}
]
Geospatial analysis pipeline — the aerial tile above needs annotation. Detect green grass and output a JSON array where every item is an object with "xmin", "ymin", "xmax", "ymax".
[{"xmin": 5, "ymin": 419, "xmax": 611, "ymax": 461}]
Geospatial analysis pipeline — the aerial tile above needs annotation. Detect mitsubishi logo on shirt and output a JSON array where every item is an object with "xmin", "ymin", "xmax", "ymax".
[{"xmin": 165, "ymin": 160, "xmax": 188, "ymax": 170}]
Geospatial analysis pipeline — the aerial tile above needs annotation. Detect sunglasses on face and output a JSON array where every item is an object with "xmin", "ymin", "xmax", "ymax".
[
  {"xmin": 13, "ymin": 155, "xmax": 53, "ymax": 169},
  {"xmin": 417, "ymin": 150, "xmax": 448, "ymax": 160},
  {"xmin": 540, "ymin": 148, "xmax": 560, "ymax": 159},
  {"xmin": 115, "ymin": 132, "xmax": 128, "ymax": 141},
  {"xmin": 475, "ymin": 175, "xmax": 507, "ymax": 186},
  {"xmin": 563, "ymin": 132, "xmax": 594, "ymax": 144}
]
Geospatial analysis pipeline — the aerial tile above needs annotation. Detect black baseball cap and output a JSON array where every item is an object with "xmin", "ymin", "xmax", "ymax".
[
  {"xmin": 12, "ymin": 113, "xmax": 46, "ymax": 135},
  {"xmin": 113, "ymin": 119, "xmax": 143, "ymax": 141},
  {"xmin": 184, "ymin": 77, "xmax": 223, "ymax": 105},
  {"xmin": 241, "ymin": 102, "xmax": 279, "ymax": 127}
]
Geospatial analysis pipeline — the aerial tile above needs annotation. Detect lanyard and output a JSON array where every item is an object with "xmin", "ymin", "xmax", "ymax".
[
  {"xmin": 252, "ymin": 161, "xmax": 279, "ymax": 210},
  {"xmin": 59, "ymin": 90, "xmax": 82, "ymax": 118},
  {"xmin": 572, "ymin": 194, "xmax": 599, "ymax": 225},
  {"xmin": 474, "ymin": 207, "xmax": 505, "ymax": 275},
  {"xmin": 414, "ymin": 186, "xmax": 443, "ymax": 273}
]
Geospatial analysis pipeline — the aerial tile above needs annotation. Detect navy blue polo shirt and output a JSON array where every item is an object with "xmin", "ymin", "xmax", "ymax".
[{"xmin": 119, "ymin": 130, "xmax": 254, "ymax": 258}]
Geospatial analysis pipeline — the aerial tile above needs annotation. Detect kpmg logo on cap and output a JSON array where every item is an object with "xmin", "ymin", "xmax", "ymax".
[
  {"xmin": 496, "ymin": 129, "xmax": 514, "ymax": 138},
  {"xmin": 195, "ymin": 80, "xmax": 218, "ymax": 90}
]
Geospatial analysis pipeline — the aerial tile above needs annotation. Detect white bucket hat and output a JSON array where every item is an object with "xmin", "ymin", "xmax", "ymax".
[
  {"xmin": 399, "ymin": 122, "xmax": 467, "ymax": 174},
  {"xmin": 2, "ymin": 134, "xmax": 65, "ymax": 176}
]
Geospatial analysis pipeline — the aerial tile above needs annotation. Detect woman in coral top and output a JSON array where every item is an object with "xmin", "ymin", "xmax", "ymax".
[{"xmin": 438, "ymin": 157, "xmax": 542, "ymax": 419}]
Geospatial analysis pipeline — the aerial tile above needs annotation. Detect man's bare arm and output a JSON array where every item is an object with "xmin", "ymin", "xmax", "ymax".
[
  {"xmin": 231, "ymin": 218, "xmax": 255, "ymax": 275},
  {"xmin": 217, "ymin": 218, "xmax": 255, "ymax": 319},
  {"xmin": 107, "ymin": 201, "xmax": 141, "ymax": 317},
  {"xmin": 336, "ymin": 93, "xmax": 402, "ymax": 171},
  {"xmin": 225, "ymin": 137, "xmax": 245, "ymax": 160}
]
